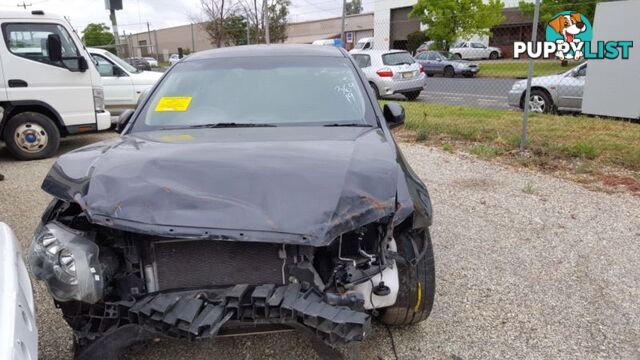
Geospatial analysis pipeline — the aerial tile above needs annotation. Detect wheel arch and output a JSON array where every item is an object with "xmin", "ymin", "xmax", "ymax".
[
  {"xmin": 1, "ymin": 101, "xmax": 66, "ymax": 138},
  {"xmin": 520, "ymin": 86, "xmax": 554, "ymax": 109}
]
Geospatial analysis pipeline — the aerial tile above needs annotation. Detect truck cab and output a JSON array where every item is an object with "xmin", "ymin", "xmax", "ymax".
[{"xmin": 0, "ymin": 10, "xmax": 110, "ymax": 160}]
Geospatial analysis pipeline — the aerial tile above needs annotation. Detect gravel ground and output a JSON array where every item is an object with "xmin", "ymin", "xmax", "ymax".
[{"xmin": 1, "ymin": 133, "xmax": 639, "ymax": 359}]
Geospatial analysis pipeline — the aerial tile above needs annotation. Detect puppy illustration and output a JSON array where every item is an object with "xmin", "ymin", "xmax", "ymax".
[{"xmin": 548, "ymin": 13, "xmax": 587, "ymax": 60}]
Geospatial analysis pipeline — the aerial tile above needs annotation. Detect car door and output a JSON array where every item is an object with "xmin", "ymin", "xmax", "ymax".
[
  {"xmin": 429, "ymin": 52, "xmax": 446, "ymax": 73},
  {"xmin": 414, "ymin": 52, "xmax": 429, "ymax": 71},
  {"xmin": 456, "ymin": 42, "xmax": 470, "ymax": 59},
  {"xmin": 0, "ymin": 21, "xmax": 95, "ymax": 126},
  {"xmin": 92, "ymin": 53, "xmax": 135, "ymax": 109},
  {"xmin": 557, "ymin": 64, "xmax": 587, "ymax": 111},
  {"xmin": 470, "ymin": 43, "xmax": 488, "ymax": 59}
]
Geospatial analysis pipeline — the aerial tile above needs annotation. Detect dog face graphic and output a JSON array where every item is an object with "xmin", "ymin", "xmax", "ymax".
[{"xmin": 548, "ymin": 13, "xmax": 587, "ymax": 42}]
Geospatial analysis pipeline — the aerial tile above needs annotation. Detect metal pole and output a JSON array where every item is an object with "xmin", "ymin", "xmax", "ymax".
[
  {"xmin": 191, "ymin": 23, "xmax": 196, "ymax": 52},
  {"xmin": 246, "ymin": 9, "xmax": 251, "ymax": 45},
  {"xmin": 341, "ymin": 0, "xmax": 347, "ymax": 48},
  {"xmin": 109, "ymin": 9, "xmax": 120, "ymax": 56},
  {"xmin": 263, "ymin": 0, "xmax": 270, "ymax": 44},
  {"xmin": 146, "ymin": 22, "xmax": 153, "ymax": 57},
  {"xmin": 520, "ymin": 0, "xmax": 541, "ymax": 152}
]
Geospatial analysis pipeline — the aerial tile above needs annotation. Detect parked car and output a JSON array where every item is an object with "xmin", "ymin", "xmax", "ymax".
[
  {"xmin": 415, "ymin": 51, "xmax": 480, "ymax": 78},
  {"xmin": 169, "ymin": 53, "xmax": 182, "ymax": 65},
  {"xmin": 450, "ymin": 41, "xmax": 502, "ymax": 60},
  {"xmin": 415, "ymin": 40, "xmax": 437, "ymax": 53},
  {"xmin": 350, "ymin": 37, "xmax": 373, "ymax": 52},
  {"xmin": 143, "ymin": 56, "xmax": 158, "ymax": 67},
  {"xmin": 125, "ymin": 57, "xmax": 152, "ymax": 71},
  {"xmin": 1, "ymin": 223, "xmax": 38, "ymax": 360},
  {"xmin": 0, "ymin": 9, "xmax": 111, "ymax": 160},
  {"xmin": 89, "ymin": 48, "xmax": 163, "ymax": 116},
  {"xmin": 30, "ymin": 44, "xmax": 435, "ymax": 359},
  {"xmin": 508, "ymin": 62, "xmax": 587, "ymax": 113},
  {"xmin": 351, "ymin": 50, "xmax": 427, "ymax": 100}
]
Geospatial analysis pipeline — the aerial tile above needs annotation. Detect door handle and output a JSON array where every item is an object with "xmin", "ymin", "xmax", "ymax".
[{"xmin": 8, "ymin": 79, "xmax": 28, "ymax": 88}]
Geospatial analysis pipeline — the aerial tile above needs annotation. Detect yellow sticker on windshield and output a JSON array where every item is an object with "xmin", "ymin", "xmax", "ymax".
[{"xmin": 155, "ymin": 97, "xmax": 192, "ymax": 112}]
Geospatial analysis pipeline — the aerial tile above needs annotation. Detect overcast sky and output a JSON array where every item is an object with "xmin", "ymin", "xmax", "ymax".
[{"xmin": 1, "ymin": 0, "xmax": 373, "ymax": 34}]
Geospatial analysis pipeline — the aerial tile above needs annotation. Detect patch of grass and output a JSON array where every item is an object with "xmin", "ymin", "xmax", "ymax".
[
  {"xmin": 386, "ymin": 101, "xmax": 640, "ymax": 172},
  {"xmin": 416, "ymin": 129, "xmax": 428, "ymax": 141},
  {"xmin": 567, "ymin": 142, "xmax": 600, "ymax": 159},
  {"xmin": 576, "ymin": 162, "xmax": 595, "ymax": 174},
  {"xmin": 479, "ymin": 61, "xmax": 570, "ymax": 78},
  {"xmin": 471, "ymin": 144, "xmax": 499, "ymax": 158},
  {"xmin": 442, "ymin": 143, "xmax": 454, "ymax": 153},
  {"xmin": 522, "ymin": 182, "xmax": 536, "ymax": 194}
]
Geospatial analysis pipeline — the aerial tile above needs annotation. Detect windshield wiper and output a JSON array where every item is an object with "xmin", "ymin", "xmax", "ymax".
[
  {"xmin": 323, "ymin": 123, "xmax": 373, "ymax": 127},
  {"xmin": 188, "ymin": 122, "xmax": 277, "ymax": 128}
]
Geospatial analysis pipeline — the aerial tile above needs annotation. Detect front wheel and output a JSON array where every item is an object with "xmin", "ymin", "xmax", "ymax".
[
  {"xmin": 404, "ymin": 91, "xmax": 421, "ymax": 101},
  {"xmin": 524, "ymin": 89, "xmax": 553, "ymax": 114},
  {"xmin": 379, "ymin": 229, "xmax": 435, "ymax": 325},
  {"xmin": 489, "ymin": 51, "xmax": 499, "ymax": 60},
  {"xmin": 444, "ymin": 66, "xmax": 455, "ymax": 78},
  {"xmin": 3, "ymin": 112, "xmax": 60, "ymax": 160}
]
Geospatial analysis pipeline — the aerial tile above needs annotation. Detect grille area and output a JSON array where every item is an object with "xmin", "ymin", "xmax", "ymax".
[{"xmin": 153, "ymin": 240, "xmax": 285, "ymax": 291}]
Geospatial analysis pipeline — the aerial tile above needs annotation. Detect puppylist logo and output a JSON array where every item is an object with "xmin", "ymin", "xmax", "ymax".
[{"xmin": 514, "ymin": 11, "xmax": 633, "ymax": 60}]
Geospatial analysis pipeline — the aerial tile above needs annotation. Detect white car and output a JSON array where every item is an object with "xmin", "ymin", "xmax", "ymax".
[
  {"xmin": 169, "ymin": 54, "xmax": 183, "ymax": 65},
  {"xmin": 351, "ymin": 50, "xmax": 427, "ymax": 100},
  {"xmin": 450, "ymin": 41, "xmax": 502, "ymax": 60},
  {"xmin": 350, "ymin": 37, "xmax": 373, "ymax": 52},
  {"xmin": 0, "ymin": 223, "xmax": 37, "ymax": 360},
  {"xmin": 143, "ymin": 57, "xmax": 158, "ymax": 67},
  {"xmin": 89, "ymin": 48, "xmax": 163, "ymax": 116}
]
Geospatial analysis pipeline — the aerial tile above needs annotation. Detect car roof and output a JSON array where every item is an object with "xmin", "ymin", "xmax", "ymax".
[
  {"xmin": 350, "ymin": 50, "xmax": 410, "ymax": 56},
  {"xmin": 184, "ymin": 44, "xmax": 346, "ymax": 62}
]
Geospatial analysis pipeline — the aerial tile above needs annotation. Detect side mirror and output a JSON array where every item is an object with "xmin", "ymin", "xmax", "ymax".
[
  {"xmin": 115, "ymin": 109, "xmax": 135, "ymax": 134},
  {"xmin": 65, "ymin": 57, "xmax": 88, "ymax": 72},
  {"xmin": 113, "ymin": 65, "xmax": 125, "ymax": 77},
  {"xmin": 136, "ymin": 88, "xmax": 150, "ymax": 107},
  {"xmin": 383, "ymin": 103, "xmax": 405, "ymax": 129},
  {"xmin": 47, "ymin": 34, "xmax": 62, "ymax": 62}
]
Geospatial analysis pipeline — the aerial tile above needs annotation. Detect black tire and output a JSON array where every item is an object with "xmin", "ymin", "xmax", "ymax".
[
  {"xmin": 404, "ymin": 91, "xmax": 421, "ymax": 101},
  {"xmin": 444, "ymin": 66, "xmax": 455, "ymax": 78},
  {"xmin": 3, "ymin": 112, "xmax": 60, "ymax": 160},
  {"xmin": 427, "ymin": 73, "xmax": 435, "ymax": 78},
  {"xmin": 379, "ymin": 229, "xmax": 435, "ymax": 326},
  {"xmin": 369, "ymin": 82, "xmax": 381, "ymax": 99},
  {"xmin": 523, "ymin": 89, "xmax": 553, "ymax": 114},
  {"xmin": 489, "ymin": 51, "xmax": 499, "ymax": 60},
  {"xmin": 454, "ymin": 53, "xmax": 462, "ymax": 60},
  {"xmin": 463, "ymin": 73, "xmax": 475, "ymax": 78}
]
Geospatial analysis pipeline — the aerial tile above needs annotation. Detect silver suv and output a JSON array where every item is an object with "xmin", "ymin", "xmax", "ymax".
[{"xmin": 351, "ymin": 50, "xmax": 427, "ymax": 100}]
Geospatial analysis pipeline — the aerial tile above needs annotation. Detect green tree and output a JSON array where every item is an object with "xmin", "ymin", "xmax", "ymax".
[
  {"xmin": 407, "ymin": 30, "xmax": 428, "ymax": 54},
  {"xmin": 519, "ymin": 0, "xmax": 602, "ymax": 25},
  {"xmin": 267, "ymin": 0, "xmax": 290, "ymax": 43},
  {"xmin": 410, "ymin": 0, "xmax": 505, "ymax": 50},
  {"xmin": 346, "ymin": 0, "xmax": 363, "ymax": 16},
  {"xmin": 81, "ymin": 23, "xmax": 114, "ymax": 47}
]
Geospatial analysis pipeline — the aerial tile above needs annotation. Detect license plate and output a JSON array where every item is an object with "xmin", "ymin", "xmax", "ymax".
[{"xmin": 402, "ymin": 72, "xmax": 415, "ymax": 79}]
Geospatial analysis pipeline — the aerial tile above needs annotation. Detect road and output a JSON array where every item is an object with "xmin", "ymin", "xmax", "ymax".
[
  {"xmin": 1, "ymin": 133, "xmax": 639, "ymax": 359},
  {"xmin": 389, "ymin": 77, "xmax": 518, "ymax": 110}
]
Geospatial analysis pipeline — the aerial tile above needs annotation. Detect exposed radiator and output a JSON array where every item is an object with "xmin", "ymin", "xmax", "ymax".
[{"xmin": 153, "ymin": 240, "xmax": 285, "ymax": 291}]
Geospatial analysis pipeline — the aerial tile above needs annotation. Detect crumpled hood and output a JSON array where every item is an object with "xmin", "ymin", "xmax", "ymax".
[{"xmin": 42, "ymin": 127, "xmax": 400, "ymax": 246}]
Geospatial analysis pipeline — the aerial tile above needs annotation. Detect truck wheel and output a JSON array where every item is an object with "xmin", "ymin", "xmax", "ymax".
[
  {"xmin": 379, "ymin": 229, "xmax": 435, "ymax": 325},
  {"xmin": 490, "ymin": 51, "xmax": 499, "ymax": 60},
  {"xmin": 3, "ymin": 112, "xmax": 60, "ymax": 160}
]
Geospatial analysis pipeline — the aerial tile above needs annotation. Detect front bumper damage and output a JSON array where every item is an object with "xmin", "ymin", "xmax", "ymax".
[{"xmin": 73, "ymin": 284, "xmax": 370, "ymax": 359}]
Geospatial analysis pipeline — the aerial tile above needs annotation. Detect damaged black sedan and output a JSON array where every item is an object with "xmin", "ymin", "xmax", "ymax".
[{"xmin": 29, "ymin": 45, "xmax": 435, "ymax": 359}]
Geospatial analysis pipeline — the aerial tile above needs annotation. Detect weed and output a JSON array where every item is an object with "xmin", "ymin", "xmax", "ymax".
[
  {"xmin": 416, "ymin": 129, "xmax": 428, "ymax": 141},
  {"xmin": 522, "ymin": 182, "xmax": 535, "ymax": 194},
  {"xmin": 442, "ymin": 143, "xmax": 454, "ymax": 153},
  {"xmin": 471, "ymin": 144, "xmax": 499, "ymax": 158},
  {"xmin": 567, "ymin": 142, "xmax": 600, "ymax": 160}
]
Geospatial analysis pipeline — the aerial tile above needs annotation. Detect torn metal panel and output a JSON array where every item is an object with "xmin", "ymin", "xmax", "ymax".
[{"xmin": 41, "ymin": 127, "xmax": 427, "ymax": 246}]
